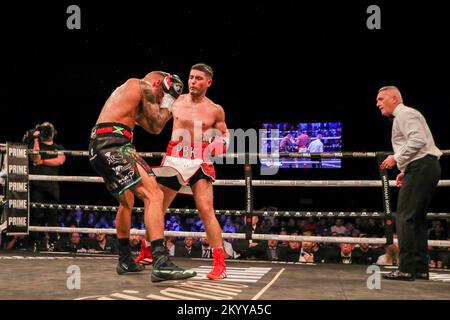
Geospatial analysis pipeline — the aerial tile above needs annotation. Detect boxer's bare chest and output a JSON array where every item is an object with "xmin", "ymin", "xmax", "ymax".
[{"xmin": 173, "ymin": 100, "xmax": 216, "ymax": 132}]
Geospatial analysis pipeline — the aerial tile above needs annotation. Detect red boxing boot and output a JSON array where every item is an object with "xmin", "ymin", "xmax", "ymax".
[
  {"xmin": 135, "ymin": 240, "xmax": 153, "ymax": 265},
  {"xmin": 207, "ymin": 247, "xmax": 227, "ymax": 280}
]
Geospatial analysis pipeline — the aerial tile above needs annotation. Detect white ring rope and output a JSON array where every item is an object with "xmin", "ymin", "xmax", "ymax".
[
  {"xmin": 28, "ymin": 226, "xmax": 245, "ymax": 240},
  {"xmin": 28, "ymin": 226, "xmax": 450, "ymax": 247},
  {"xmin": 26, "ymin": 175, "xmax": 450, "ymax": 187},
  {"xmin": 29, "ymin": 202, "xmax": 450, "ymax": 218},
  {"xmin": 1, "ymin": 145, "xmax": 450, "ymax": 158}
]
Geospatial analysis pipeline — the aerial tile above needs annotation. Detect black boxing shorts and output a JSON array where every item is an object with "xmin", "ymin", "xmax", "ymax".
[{"xmin": 88, "ymin": 122, "xmax": 154, "ymax": 197}]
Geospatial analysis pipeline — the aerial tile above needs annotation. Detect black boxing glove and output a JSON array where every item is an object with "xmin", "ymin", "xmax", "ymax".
[{"xmin": 161, "ymin": 74, "xmax": 184, "ymax": 112}]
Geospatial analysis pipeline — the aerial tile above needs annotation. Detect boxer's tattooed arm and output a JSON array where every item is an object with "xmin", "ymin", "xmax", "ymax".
[
  {"xmin": 139, "ymin": 80, "xmax": 157, "ymax": 103},
  {"xmin": 137, "ymin": 80, "xmax": 173, "ymax": 134}
]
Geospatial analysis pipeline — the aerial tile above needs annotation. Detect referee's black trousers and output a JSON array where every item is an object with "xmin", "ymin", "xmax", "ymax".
[{"xmin": 396, "ymin": 155, "xmax": 441, "ymax": 274}]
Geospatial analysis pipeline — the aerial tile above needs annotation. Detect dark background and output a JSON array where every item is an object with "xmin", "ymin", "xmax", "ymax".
[{"xmin": 1, "ymin": 1, "xmax": 449, "ymax": 212}]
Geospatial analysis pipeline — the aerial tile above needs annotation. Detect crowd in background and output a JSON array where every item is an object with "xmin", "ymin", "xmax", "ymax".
[{"xmin": 2, "ymin": 207, "xmax": 449, "ymax": 269}]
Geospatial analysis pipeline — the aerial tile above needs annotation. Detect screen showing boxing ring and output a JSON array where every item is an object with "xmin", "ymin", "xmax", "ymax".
[{"xmin": 260, "ymin": 121, "xmax": 342, "ymax": 169}]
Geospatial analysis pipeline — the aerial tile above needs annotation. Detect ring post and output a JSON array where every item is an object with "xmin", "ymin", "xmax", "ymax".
[
  {"xmin": 376, "ymin": 152, "xmax": 394, "ymax": 245},
  {"xmin": 244, "ymin": 152, "xmax": 253, "ymax": 240},
  {"xmin": 5, "ymin": 142, "xmax": 30, "ymax": 235}
]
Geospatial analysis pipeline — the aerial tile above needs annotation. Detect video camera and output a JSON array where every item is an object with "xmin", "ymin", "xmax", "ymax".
[{"xmin": 22, "ymin": 122, "xmax": 57, "ymax": 146}]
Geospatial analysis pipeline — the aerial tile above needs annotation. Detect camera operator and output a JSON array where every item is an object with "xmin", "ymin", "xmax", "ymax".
[{"xmin": 25, "ymin": 122, "xmax": 65, "ymax": 249}]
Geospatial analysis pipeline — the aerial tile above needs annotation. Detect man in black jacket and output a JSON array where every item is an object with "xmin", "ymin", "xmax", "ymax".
[
  {"xmin": 27, "ymin": 122, "xmax": 66, "ymax": 248},
  {"xmin": 232, "ymin": 216, "xmax": 268, "ymax": 260}
]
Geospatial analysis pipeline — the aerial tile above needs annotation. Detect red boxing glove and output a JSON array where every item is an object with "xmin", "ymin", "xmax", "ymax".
[{"xmin": 207, "ymin": 137, "xmax": 229, "ymax": 157}]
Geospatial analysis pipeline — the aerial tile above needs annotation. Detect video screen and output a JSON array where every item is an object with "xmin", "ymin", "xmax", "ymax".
[{"xmin": 260, "ymin": 122, "xmax": 342, "ymax": 169}]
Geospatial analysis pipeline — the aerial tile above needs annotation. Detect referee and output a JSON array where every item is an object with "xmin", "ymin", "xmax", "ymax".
[{"xmin": 377, "ymin": 86, "xmax": 442, "ymax": 281}]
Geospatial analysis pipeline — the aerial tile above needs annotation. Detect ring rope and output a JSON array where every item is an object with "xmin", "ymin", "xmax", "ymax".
[
  {"xmin": 27, "ymin": 226, "xmax": 450, "ymax": 247},
  {"xmin": 24, "ymin": 175, "xmax": 450, "ymax": 187},
  {"xmin": 29, "ymin": 202, "xmax": 450, "ymax": 219},
  {"xmin": 1, "ymin": 146, "xmax": 450, "ymax": 158}
]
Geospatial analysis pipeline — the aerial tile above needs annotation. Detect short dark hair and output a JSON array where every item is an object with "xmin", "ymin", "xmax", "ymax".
[{"xmin": 191, "ymin": 63, "xmax": 213, "ymax": 79}]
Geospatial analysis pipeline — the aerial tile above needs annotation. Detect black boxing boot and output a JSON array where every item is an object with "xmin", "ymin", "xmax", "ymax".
[
  {"xmin": 151, "ymin": 242, "xmax": 197, "ymax": 283},
  {"xmin": 116, "ymin": 238, "xmax": 145, "ymax": 275}
]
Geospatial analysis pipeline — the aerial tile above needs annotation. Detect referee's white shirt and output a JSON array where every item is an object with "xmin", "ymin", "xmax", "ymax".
[
  {"xmin": 307, "ymin": 139, "xmax": 324, "ymax": 153},
  {"xmin": 391, "ymin": 103, "xmax": 442, "ymax": 172}
]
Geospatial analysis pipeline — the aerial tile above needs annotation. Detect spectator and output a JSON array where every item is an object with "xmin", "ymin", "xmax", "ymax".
[
  {"xmin": 299, "ymin": 231, "xmax": 323, "ymax": 263},
  {"xmin": 105, "ymin": 213, "xmax": 115, "ymax": 227},
  {"xmin": 72, "ymin": 209, "xmax": 83, "ymax": 228},
  {"xmin": 429, "ymin": 221, "xmax": 446, "ymax": 240},
  {"xmin": 354, "ymin": 218, "xmax": 365, "ymax": 234},
  {"xmin": 352, "ymin": 240, "xmax": 377, "ymax": 265},
  {"xmin": 234, "ymin": 221, "xmax": 242, "ymax": 233},
  {"xmin": 345, "ymin": 222, "xmax": 360, "ymax": 237},
  {"xmin": 57, "ymin": 213, "xmax": 65, "ymax": 227},
  {"xmin": 281, "ymin": 232, "xmax": 322, "ymax": 263},
  {"xmin": 315, "ymin": 218, "xmax": 331, "ymax": 236},
  {"xmin": 223, "ymin": 239, "xmax": 238, "ymax": 259},
  {"xmin": 95, "ymin": 215, "xmax": 111, "ymax": 229},
  {"xmin": 366, "ymin": 219, "xmax": 384, "ymax": 237},
  {"xmin": 5, "ymin": 235, "xmax": 30, "ymax": 250},
  {"xmin": 223, "ymin": 217, "xmax": 236, "ymax": 233},
  {"xmin": 166, "ymin": 215, "xmax": 181, "ymax": 231},
  {"xmin": 165, "ymin": 237, "xmax": 175, "ymax": 257},
  {"xmin": 87, "ymin": 233, "xmax": 96, "ymax": 239},
  {"xmin": 175, "ymin": 236, "xmax": 199, "ymax": 258},
  {"xmin": 331, "ymin": 219, "xmax": 347, "ymax": 235},
  {"xmin": 129, "ymin": 235, "xmax": 141, "ymax": 254},
  {"xmin": 184, "ymin": 217, "xmax": 196, "ymax": 231},
  {"xmin": 376, "ymin": 243, "xmax": 399, "ymax": 266},
  {"xmin": 135, "ymin": 214, "xmax": 145, "ymax": 230},
  {"xmin": 295, "ymin": 219, "xmax": 303, "ymax": 232},
  {"xmin": 279, "ymin": 230, "xmax": 289, "ymax": 247},
  {"xmin": 284, "ymin": 235, "xmax": 301, "ymax": 262},
  {"xmin": 61, "ymin": 213, "xmax": 73, "ymax": 228},
  {"xmin": 84, "ymin": 213, "xmax": 96, "ymax": 228},
  {"xmin": 359, "ymin": 218, "xmax": 370, "ymax": 234},
  {"xmin": 130, "ymin": 215, "xmax": 138, "ymax": 229},
  {"xmin": 269, "ymin": 218, "xmax": 281, "ymax": 234},
  {"xmin": 302, "ymin": 218, "xmax": 316, "ymax": 233},
  {"xmin": 286, "ymin": 218, "xmax": 298, "ymax": 234},
  {"xmin": 369, "ymin": 238, "xmax": 386, "ymax": 263},
  {"xmin": 262, "ymin": 218, "xmax": 273, "ymax": 232},
  {"xmin": 280, "ymin": 219, "xmax": 288, "ymax": 229},
  {"xmin": 197, "ymin": 237, "xmax": 212, "ymax": 259},
  {"xmin": 232, "ymin": 216, "xmax": 268, "ymax": 260},
  {"xmin": 218, "ymin": 215, "xmax": 227, "ymax": 226},
  {"xmin": 195, "ymin": 219, "xmax": 204, "ymax": 231},
  {"xmin": 337, "ymin": 243, "xmax": 354, "ymax": 264},
  {"xmin": 265, "ymin": 238, "xmax": 284, "ymax": 261},
  {"xmin": 428, "ymin": 222, "xmax": 448, "ymax": 269},
  {"xmin": 54, "ymin": 232, "xmax": 88, "ymax": 252},
  {"xmin": 86, "ymin": 233, "xmax": 118, "ymax": 253}
]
